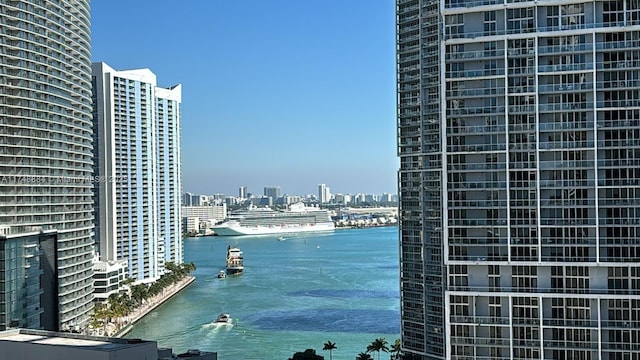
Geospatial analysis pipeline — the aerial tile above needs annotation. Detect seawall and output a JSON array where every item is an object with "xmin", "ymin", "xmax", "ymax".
[{"xmin": 114, "ymin": 276, "xmax": 196, "ymax": 337}]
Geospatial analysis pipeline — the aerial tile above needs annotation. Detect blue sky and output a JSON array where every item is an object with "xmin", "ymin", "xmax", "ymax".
[{"xmin": 90, "ymin": 0, "xmax": 398, "ymax": 197}]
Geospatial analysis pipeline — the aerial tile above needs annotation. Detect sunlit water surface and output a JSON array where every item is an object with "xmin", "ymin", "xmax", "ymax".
[{"xmin": 126, "ymin": 226, "xmax": 400, "ymax": 360}]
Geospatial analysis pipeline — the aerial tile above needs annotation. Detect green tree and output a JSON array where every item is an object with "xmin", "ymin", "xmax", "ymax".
[
  {"xmin": 130, "ymin": 284, "xmax": 148, "ymax": 306},
  {"xmin": 356, "ymin": 352, "xmax": 373, "ymax": 360},
  {"xmin": 390, "ymin": 338, "xmax": 402, "ymax": 360},
  {"xmin": 366, "ymin": 338, "xmax": 389, "ymax": 360},
  {"xmin": 322, "ymin": 341, "xmax": 337, "ymax": 360},
  {"xmin": 288, "ymin": 348, "xmax": 324, "ymax": 360}
]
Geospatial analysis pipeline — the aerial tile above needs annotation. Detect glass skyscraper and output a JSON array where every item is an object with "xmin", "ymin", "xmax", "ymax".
[
  {"xmin": 398, "ymin": 1, "xmax": 640, "ymax": 359},
  {"xmin": 0, "ymin": 0, "xmax": 95, "ymax": 331}
]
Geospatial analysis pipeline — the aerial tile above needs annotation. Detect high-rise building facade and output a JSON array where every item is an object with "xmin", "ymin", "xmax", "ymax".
[
  {"xmin": 398, "ymin": 1, "xmax": 640, "ymax": 359},
  {"xmin": 318, "ymin": 183, "xmax": 331, "ymax": 204},
  {"xmin": 0, "ymin": 0, "xmax": 95, "ymax": 331},
  {"xmin": 264, "ymin": 186, "xmax": 281, "ymax": 201},
  {"xmin": 92, "ymin": 62, "xmax": 182, "ymax": 282}
]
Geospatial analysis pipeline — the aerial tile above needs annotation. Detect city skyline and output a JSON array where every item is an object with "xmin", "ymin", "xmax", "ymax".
[
  {"xmin": 184, "ymin": 183, "xmax": 398, "ymax": 198},
  {"xmin": 89, "ymin": 0, "xmax": 398, "ymax": 196}
]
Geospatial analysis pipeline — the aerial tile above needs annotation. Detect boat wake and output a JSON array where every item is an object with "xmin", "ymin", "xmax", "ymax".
[{"xmin": 202, "ymin": 322, "xmax": 233, "ymax": 331}]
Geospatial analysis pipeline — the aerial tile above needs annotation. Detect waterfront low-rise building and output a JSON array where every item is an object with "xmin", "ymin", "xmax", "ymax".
[
  {"xmin": 92, "ymin": 259, "xmax": 128, "ymax": 301},
  {"xmin": 183, "ymin": 217, "xmax": 200, "ymax": 234},
  {"xmin": 182, "ymin": 205, "xmax": 227, "ymax": 224}
]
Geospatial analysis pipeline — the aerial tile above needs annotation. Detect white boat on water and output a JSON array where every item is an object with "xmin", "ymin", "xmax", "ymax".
[
  {"xmin": 217, "ymin": 270, "xmax": 226, "ymax": 279},
  {"xmin": 215, "ymin": 313, "xmax": 232, "ymax": 324},
  {"xmin": 212, "ymin": 202, "xmax": 335, "ymax": 236}
]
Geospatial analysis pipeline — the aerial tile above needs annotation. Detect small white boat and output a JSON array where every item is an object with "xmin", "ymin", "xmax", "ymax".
[
  {"xmin": 217, "ymin": 270, "xmax": 226, "ymax": 279},
  {"xmin": 278, "ymin": 236, "xmax": 286, "ymax": 241},
  {"xmin": 215, "ymin": 313, "xmax": 232, "ymax": 324}
]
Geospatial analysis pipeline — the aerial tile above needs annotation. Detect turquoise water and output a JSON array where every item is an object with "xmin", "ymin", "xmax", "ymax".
[{"xmin": 126, "ymin": 226, "xmax": 400, "ymax": 360}]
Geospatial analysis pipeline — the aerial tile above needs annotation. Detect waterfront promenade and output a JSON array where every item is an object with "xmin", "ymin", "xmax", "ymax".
[{"xmin": 90, "ymin": 275, "xmax": 195, "ymax": 337}]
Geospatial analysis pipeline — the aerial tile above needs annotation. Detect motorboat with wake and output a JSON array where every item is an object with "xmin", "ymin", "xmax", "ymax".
[{"xmin": 215, "ymin": 313, "xmax": 232, "ymax": 325}]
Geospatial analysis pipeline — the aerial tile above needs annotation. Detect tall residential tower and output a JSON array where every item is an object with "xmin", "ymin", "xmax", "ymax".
[
  {"xmin": 0, "ymin": 0, "xmax": 95, "ymax": 331},
  {"xmin": 92, "ymin": 63, "xmax": 182, "ymax": 283},
  {"xmin": 398, "ymin": 1, "xmax": 640, "ymax": 359}
]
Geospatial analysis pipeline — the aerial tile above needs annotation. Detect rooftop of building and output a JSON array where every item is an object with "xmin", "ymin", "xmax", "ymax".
[{"xmin": 0, "ymin": 328, "xmax": 153, "ymax": 351}]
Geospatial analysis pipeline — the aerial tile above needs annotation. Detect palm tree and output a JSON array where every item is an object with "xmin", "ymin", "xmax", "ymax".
[
  {"xmin": 366, "ymin": 338, "xmax": 389, "ymax": 360},
  {"xmin": 355, "ymin": 352, "xmax": 373, "ymax": 360},
  {"xmin": 322, "ymin": 341, "xmax": 337, "ymax": 360},
  {"xmin": 390, "ymin": 338, "xmax": 402, "ymax": 360}
]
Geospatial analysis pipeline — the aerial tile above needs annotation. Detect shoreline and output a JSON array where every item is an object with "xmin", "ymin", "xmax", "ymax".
[{"xmin": 101, "ymin": 276, "xmax": 196, "ymax": 338}]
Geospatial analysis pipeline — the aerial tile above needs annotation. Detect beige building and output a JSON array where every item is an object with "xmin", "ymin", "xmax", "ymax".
[{"xmin": 182, "ymin": 205, "xmax": 227, "ymax": 224}]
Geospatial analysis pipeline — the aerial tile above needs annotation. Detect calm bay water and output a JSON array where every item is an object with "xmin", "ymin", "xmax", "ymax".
[{"xmin": 126, "ymin": 226, "xmax": 400, "ymax": 360}]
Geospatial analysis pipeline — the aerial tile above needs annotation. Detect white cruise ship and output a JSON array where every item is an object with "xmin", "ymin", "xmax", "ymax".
[{"xmin": 212, "ymin": 203, "xmax": 335, "ymax": 236}]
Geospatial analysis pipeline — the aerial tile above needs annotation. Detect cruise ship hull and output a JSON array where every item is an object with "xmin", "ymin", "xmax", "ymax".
[{"xmin": 212, "ymin": 222, "xmax": 335, "ymax": 236}]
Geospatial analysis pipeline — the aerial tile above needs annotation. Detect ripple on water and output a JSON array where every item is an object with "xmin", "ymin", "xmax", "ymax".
[
  {"xmin": 245, "ymin": 308, "xmax": 400, "ymax": 333},
  {"xmin": 287, "ymin": 289, "xmax": 399, "ymax": 299}
]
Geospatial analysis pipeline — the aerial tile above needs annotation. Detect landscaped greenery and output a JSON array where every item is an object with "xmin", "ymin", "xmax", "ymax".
[
  {"xmin": 289, "ymin": 338, "xmax": 413, "ymax": 360},
  {"xmin": 90, "ymin": 261, "xmax": 196, "ymax": 333}
]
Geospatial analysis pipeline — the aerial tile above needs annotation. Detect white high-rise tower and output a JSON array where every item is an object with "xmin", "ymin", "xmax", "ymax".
[
  {"xmin": 318, "ymin": 184, "xmax": 331, "ymax": 204},
  {"xmin": 92, "ymin": 62, "xmax": 182, "ymax": 282}
]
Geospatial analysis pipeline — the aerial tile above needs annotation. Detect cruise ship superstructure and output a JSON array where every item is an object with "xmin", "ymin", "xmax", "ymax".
[{"xmin": 212, "ymin": 203, "xmax": 335, "ymax": 236}]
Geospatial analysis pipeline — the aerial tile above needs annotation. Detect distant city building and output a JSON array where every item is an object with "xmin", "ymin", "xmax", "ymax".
[
  {"xmin": 398, "ymin": 1, "xmax": 640, "ymax": 358},
  {"xmin": 352, "ymin": 193, "xmax": 366, "ymax": 204},
  {"xmin": 282, "ymin": 194, "xmax": 305, "ymax": 205},
  {"xmin": 92, "ymin": 62, "xmax": 183, "ymax": 283},
  {"xmin": 239, "ymin": 186, "xmax": 247, "ymax": 199},
  {"xmin": 225, "ymin": 196, "xmax": 241, "ymax": 207},
  {"xmin": 318, "ymin": 184, "xmax": 331, "ymax": 204},
  {"xmin": 250, "ymin": 196, "xmax": 272, "ymax": 207},
  {"xmin": 194, "ymin": 195, "xmax": 206, "ymax": 206},
  {"xmin": 182, "ymin": 217, "xmax": 200, "ymax": 234},
  {"xmin": 183, "ymin": 192, "xmax": 205, "ymax": 206},
  {"xmin": 264, "ymin": 186, "xmax": 281, "ymax": 202},
  {"xmin": 0, "ymin": 0, "xmax": 95, "ymax": 331},
  {"xmin": 210, "ymin": 193, "xmax": 226, "ymax": 205},
  {"xmin": 182, "ymin": 192, "xmax": 194, "ymax": 206},
  {"xmin": 182, "ymin": 205, "xmax": 227, "ymax": 224}
]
